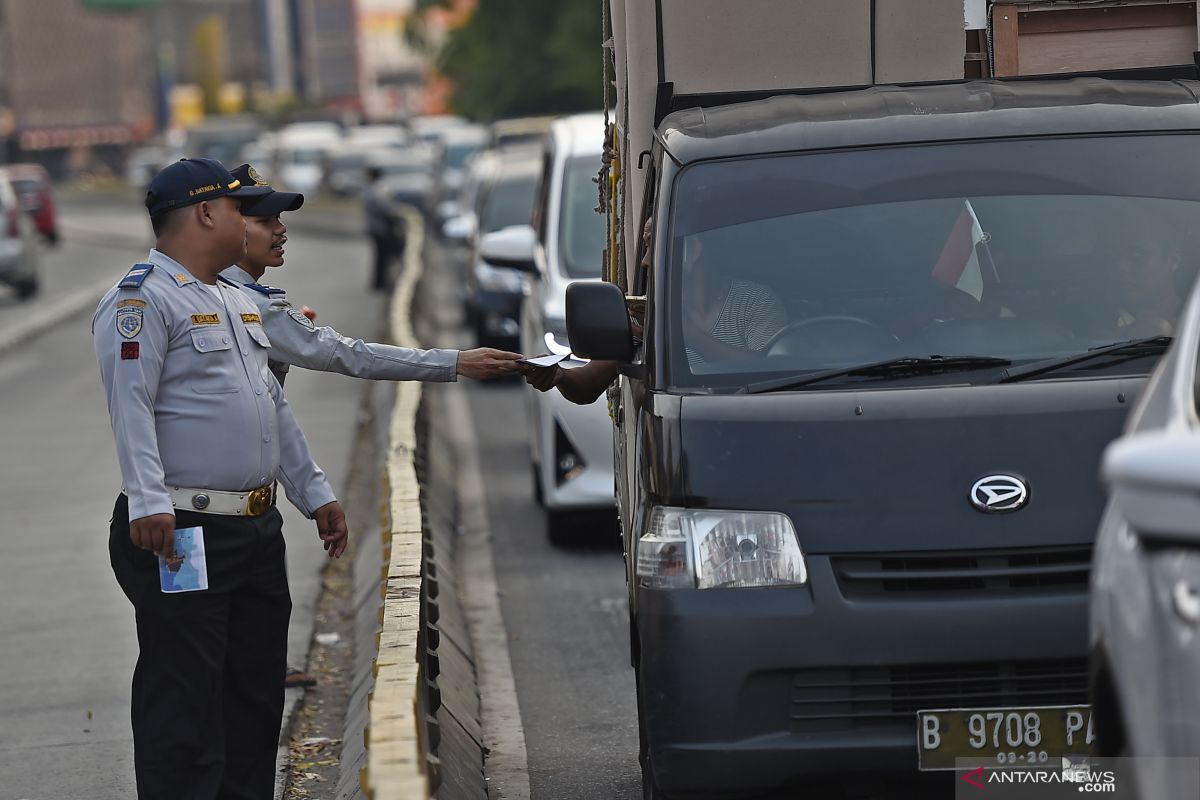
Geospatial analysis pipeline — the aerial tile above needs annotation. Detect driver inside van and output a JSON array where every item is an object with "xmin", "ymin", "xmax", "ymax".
[
  {"xmin": 1107, "ymin": 211, "xmax": 1185, "ymax": 338},
  {"xmin": 680, "ymin": 235, "xmax": 787, "ymax": 368},
  {"xmin": 524, "ymin": 229, "xmax": 787, "ymax": 404}
]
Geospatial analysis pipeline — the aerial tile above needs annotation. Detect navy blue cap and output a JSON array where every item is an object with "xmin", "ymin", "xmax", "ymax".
[
  {"xmin": 230, "ymin": 164, "xmax": 304, "ymax": 216},
  {"xmin": 145, "ymin": 157, "xmax": 270, "ymax": 217}
]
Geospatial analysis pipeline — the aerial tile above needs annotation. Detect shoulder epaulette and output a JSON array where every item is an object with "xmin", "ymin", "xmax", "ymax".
[
  {"xmin": 216, "ymin": 275, "xmax": 241, "ymax": 288},
  {"xmin": 118, "ymin": 263, "xmax": 154, "ymax": 289},
  {"xmin": 245, "ymin": 282, "xmax": 286, "ymax": 296}
]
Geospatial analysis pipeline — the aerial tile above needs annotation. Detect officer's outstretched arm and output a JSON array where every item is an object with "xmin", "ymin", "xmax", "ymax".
[{"xmin": 261, "ymin": 295, "xmax": 460, "ymax": 382}]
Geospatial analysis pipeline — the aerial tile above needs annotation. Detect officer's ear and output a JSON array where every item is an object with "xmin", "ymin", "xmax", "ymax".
[{"xmin": 194, "ymin": 200, "xmax": 219, "ymax": 231}]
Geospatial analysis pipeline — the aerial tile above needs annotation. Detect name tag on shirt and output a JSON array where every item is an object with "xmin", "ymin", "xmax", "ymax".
[
  {"xmin": 191, "ymin": 314, "xmax": 220, "ymax": 325},
  {"xmin": 159, "ymin": 526, "xmax": 209, "ymax": 593},
  {"xmin": 241, "ymin": 313, "xmax": 262, "ymax": 325}
]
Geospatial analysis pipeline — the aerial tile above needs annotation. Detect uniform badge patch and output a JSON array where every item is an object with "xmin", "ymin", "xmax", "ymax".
[
  {"xmin": 240, "ymin": 313, "xmax": 262, "ymax": 325},
  {"xmin": 116, "ymin": 306, "xmax": 143, "ymax": 338},
  {"xmin": 121, "ymin": 342, "xmax": 140, "ymax": 360},
  {"xmin": 287, "ymin": 308, "xmax": 316, "ymax": 330},
  {"xmin": 191, "ymin": 313, "xmax": 220, "ymax": 325},
  {"xmin": 116, "ymin": 298, "xmax": 146, "ymax": 309}
]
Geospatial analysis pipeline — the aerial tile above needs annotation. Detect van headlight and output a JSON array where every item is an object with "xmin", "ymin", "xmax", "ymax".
[{"xmin": 636, "ymin": 507, "xmax": 807, "ymax": 590}]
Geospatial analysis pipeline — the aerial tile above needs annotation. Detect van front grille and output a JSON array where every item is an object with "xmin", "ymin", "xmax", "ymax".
[
  {"xmin": 790, "ymin": 659, "xmax": 1089, "ymax": 733},
  {"xmin": 832, "ymin": 546, "xmax": 1091, "ymax": 598}
]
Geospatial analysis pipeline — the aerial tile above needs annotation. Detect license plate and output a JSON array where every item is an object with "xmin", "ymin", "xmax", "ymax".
[{"xmin": 917, "ymin": 705, "xmax": 1095, "ymax": 771}]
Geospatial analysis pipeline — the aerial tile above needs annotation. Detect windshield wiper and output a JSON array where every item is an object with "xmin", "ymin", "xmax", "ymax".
[
  {"xmin": 994, "ymin": 336, "xmax": 1172, "ymax": 384},
  {"xmin": 745, "ymin": 355, "xmax": 1013, "ymax": 394}
]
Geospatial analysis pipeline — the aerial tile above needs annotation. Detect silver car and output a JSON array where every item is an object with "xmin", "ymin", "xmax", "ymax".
[
  {"xmin": 0, "ymin": 171, "xmax": 40, "ymax": 300},
  {"xmin": 1092, "ymin": 273, "xmax": 1200, "ymax": 798}
]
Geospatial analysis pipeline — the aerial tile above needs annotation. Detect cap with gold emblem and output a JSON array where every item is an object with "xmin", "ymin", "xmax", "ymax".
[
  {"xmin": 144, "ymin": 158, "xmax": 270, "ymax": 217},
  {"xmin": 230, "ymin": 163, "xmax": 305, "ymax": 217}
]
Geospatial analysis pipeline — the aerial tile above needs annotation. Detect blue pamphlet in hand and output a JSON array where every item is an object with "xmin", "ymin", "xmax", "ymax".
[{"xmin": 159, "ymin": 526, "xmax": 209, "ymax": 593}]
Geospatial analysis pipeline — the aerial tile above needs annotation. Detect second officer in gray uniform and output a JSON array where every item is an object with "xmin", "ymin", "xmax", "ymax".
[{"xmin": 220, "ymin": 163, "xmax": 525, "ymax": 386}]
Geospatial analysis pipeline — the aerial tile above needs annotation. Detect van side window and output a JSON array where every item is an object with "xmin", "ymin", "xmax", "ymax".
[{"xmin": 633, "ymin": 159, "xmax": 658, "ymax": 295}]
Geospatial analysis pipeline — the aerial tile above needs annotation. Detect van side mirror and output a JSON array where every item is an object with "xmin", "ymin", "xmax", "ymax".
[
  {"xmin": 1103, "ymin": 432, "xmax": 1200, "ymax": 543},
  {"xmin": 479, "ymin": 224, "xmax": 536, "ymax": 272},
  {"xmin": 566, "ymin": 281, "xmax": 634, "ymax": 361}
]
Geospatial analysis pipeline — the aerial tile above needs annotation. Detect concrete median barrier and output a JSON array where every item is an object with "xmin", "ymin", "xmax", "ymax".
[{"xmin": 361, "ymin": 209, "xmax": 487, "ymax": 800}]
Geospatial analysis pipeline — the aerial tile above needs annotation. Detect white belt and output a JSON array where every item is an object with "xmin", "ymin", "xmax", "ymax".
[{"xmin": 165, "ymin": 484, "xmax": 275, "ymax": 516}]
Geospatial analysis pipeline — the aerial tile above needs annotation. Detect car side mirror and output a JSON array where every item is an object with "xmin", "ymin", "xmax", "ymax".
[
  {"xmin": 442, "ymin": 215, "xmax": 474, "ymax": 242},
  {"xmin": 1103, "ymin": 432, "xmax": 1200, "ymax": 543},
  {"xmin": 566, "ymin": 281, "xmax": 635, "ymax": 362},
  {"xmin": 479, "ymin": 224, "xmax": 536, "ymax": 272}
]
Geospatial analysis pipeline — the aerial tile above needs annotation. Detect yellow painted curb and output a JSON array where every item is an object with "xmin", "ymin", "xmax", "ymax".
[{"xmin": 365, "ymin": 208, "xmax": 430, "ymax": 798}]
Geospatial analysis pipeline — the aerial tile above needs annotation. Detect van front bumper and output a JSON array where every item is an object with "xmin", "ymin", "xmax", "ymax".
[{"xmin": 636, "ymin": 554, "xmax": 1089, "ymax": 796}]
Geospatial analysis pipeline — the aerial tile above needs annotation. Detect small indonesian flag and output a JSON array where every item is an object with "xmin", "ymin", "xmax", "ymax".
[{"xmin": 931, "ymin": 200, "xmax": 986, "ymax": 301}]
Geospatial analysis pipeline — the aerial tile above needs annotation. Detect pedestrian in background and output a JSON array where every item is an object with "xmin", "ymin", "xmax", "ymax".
[
  {"xmin": 222, "ymin": 163, "xmax": 526, "ymax": 387},
  {"xmin": 363, "ymin": 165, "xmax": 405, "ymax": 290},
  {"xmin": 92, "ymin": 158, "xmax": 348, "ymax": 799}
]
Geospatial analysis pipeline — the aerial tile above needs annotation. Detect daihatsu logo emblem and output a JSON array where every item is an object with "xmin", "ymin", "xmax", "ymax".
[{"xmin": 970, "ymin": 475, "xmax": 1029, "ymax": 513}]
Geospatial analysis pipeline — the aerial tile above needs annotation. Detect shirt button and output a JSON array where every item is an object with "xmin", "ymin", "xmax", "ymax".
[
  {"xmin": 198, "ymin": 338, "xmax": 206, "ymax": 346},
  {"xmin": 223, "ymin": 337, "xmax": 230, "ymax": 345},
  {"xmin": 242, "ymin": 350, "xmax": 249, "ymax": 356},
  {"xmin": 255, "ymin": 388, "xmax": 262, "ymax": 395},
  {"xmin": 263, "ymin": 436, "xmax": 271, "ymax": 443}
]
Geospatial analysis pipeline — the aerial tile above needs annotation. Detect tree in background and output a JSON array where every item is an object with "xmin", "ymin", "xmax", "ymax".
[{"xmin": 412, "ymin": 0, "xmax": 601, "ymax": 120}]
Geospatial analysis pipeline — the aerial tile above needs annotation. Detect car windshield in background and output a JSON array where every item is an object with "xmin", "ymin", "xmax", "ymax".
[
  {"xmin": 666, "ymin": 135, "xmax": 1200, "ymax": 390},
  {"xmin": 445, "ymin": 143, "xmax": 480, "ymax": 170},
  {"xmin": 480, "ymin": 175, "xmax": 537, "ymax": 234},
  {"xmin": 559, "ymin": 155, "xmax": 606, "ymax": 279}
]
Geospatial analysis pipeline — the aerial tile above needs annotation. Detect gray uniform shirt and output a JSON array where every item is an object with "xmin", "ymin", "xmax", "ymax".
[
  {"xmin": 219, "ymin": 265, "xmax": 459, "ymax": 383},
  {"xmin": 93, "ymin": 250, "xmax": 336, "ymax": 522}
]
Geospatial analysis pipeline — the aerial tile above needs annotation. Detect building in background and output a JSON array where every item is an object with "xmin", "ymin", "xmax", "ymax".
[
  {"xmin": 0, "ymin": 0, "xmax": 156, "ymax": 176},
  {"xmin": 0, "ymin": 0, "xmax": 364, "ymax": 177},
  {"xmin": 293, "ymin": 0, "xmax": 361, "ymax": 113},
  {"xmin": 358, "ymin": 0, "xmax": 423, "ymax": 120}
]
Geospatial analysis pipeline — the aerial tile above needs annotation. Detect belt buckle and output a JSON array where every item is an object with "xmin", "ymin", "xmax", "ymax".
[{"xmin": 246, "ymin": 486, "xmax": 272, "ymax": 516}]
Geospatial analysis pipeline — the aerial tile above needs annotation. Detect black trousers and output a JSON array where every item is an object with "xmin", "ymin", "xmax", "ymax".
[{"xmin": 109, "ymin": 494, "xmax": 291, "ymax": 800}]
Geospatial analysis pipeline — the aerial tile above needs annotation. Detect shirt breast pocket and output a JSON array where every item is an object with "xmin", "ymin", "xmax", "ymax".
[
  {"xmin": 246, "ymin": 325, "xmax": 272, "ymax": 349},
  {"xmin": 189, "ymin": 329, "xmax": 240, "ymax": 394}
]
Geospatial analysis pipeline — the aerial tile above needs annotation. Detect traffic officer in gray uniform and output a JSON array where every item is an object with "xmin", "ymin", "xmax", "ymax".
[
  {"xmin": 92, "ymin": 157, "xmax": 349, "ymax": 800},
  {"xmin": 219, "ymin": 163, "xmax": 525, "ymax": 386}
]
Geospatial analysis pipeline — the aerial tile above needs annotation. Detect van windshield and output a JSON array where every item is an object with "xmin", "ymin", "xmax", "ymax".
[
  {"xmin": 666, "ymin": 135, "xmax": 1200, "ymax": 389},
  {"xmin": 559, "ymin": 155, "xmax": 606, "ymax": 278}
]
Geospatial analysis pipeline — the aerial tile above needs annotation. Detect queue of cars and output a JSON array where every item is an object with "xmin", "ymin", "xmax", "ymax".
[{"xmin": 442, "ymin": 113, "xmax": 617, "ymax": 539}]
